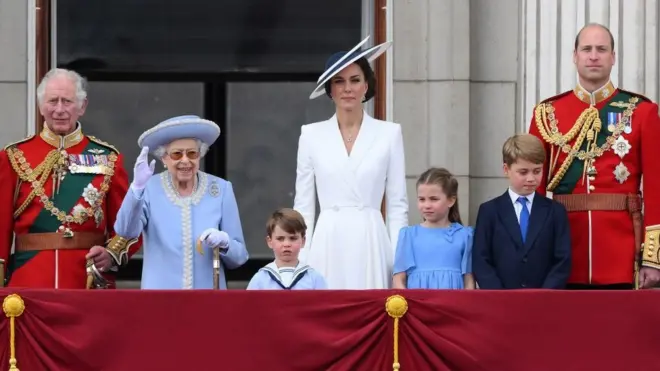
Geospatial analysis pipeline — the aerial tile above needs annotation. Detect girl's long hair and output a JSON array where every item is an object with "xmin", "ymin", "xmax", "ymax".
[{"xmin": 416, "ymin": 167, "xmax": 462, "ymax": 225}]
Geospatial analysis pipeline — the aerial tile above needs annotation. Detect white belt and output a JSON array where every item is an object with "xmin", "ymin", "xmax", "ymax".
[{"xmin": 321, "ymin": 204, "xmax": 376, "ymax": 212}]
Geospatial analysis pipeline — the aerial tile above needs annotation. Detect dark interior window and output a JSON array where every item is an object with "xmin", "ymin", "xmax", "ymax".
[{"xmin": 57, "ymin": 0, "xmax": 362, "ymax": 74}]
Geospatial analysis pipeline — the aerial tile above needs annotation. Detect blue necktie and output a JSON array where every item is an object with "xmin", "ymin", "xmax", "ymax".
[{"xmin": 517, "ymin": 196, "xmax": 529, "ymax": 243}]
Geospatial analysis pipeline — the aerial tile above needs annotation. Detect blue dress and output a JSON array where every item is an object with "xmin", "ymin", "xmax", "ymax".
[{"xmin": 393, "ymin": 223, "xmax": 473, "ymax": 289}]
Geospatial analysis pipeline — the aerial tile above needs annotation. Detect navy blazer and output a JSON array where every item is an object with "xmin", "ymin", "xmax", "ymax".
[{"xmin": 472, "ymin": 191, "xmax": 571, "ymax": 289}]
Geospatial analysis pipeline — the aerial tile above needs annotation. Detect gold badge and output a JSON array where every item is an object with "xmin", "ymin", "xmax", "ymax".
[
  {"xmin": 610, "ymin": 101, "xmax": 630, "ymax": 108},
  {"xmin": 209, "ymin": 182, "xmax": 220, "ymax": 197},
  {"xmin": 587, "ymin": 165, "xmax": 598, "ymax": 176},
  {"xmin": 94, "ymin": 208, "xmax": 104, "ymax": 228},
  {"xmin": 612, "ymin": 136, "xmax": 631, "ymax": 159},
  {"xmin": 613, "ymin": 162, "xmax": 630, "ymax": 184}
]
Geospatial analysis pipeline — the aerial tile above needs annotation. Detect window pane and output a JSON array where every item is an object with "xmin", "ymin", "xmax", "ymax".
[
  {"xmin": 57, "ymin": 0, "xmax": 362, "ymax": 74},
  {"xmin": 226, "ymin": 82, "xmax": 334, "ymax": 258},
  {"xmin": 82, "ymin": 81, "xmax": 205, "ymax": 257}
]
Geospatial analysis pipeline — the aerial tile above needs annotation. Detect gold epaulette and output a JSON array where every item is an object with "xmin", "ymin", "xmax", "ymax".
[
  {"xmin": 618, "ymin": 88, "xmax": 652, "ymax": 103},
  {"xmin": 3, "ymin": 135, "xmax": 36, "ymax": 151},
  {"xmin": 87, "ymin": 135, "xmax": 120, "ymax": 154},
  {"xmin": 539, "ymin": 90, "xmax": 573, "ymax": 105},
  {"xmin": 641, "ymin": 225, "xmax": 660, "ymax": 269}
]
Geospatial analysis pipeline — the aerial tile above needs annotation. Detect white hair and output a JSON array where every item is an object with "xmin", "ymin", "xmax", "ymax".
[
  {"xmin": 36, "ymin": 68, "xmax": 88, "ymax": 108},
  {"xmin": 152, "ymin": 139, "xmax": 210, "ymax": 161}
]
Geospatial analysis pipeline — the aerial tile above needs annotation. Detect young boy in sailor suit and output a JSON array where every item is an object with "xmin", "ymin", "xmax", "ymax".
[{"xmin": 247, "ymin": 208, "xmax": 327, "ymax": 290}]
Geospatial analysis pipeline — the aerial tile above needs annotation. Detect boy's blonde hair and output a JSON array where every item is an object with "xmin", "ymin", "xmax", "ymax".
[
  {"xmin": 502, "ymin": 134, "xmax": 546, "ymax": 166},
  {"xmin": 266, "ymin": 208, "xmax": 307, "ymax": 238}
]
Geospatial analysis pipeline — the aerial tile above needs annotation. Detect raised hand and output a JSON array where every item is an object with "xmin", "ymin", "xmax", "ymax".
[{"xmin": 132, "ymin": 146, "xmax": 156, "ymax": 190}]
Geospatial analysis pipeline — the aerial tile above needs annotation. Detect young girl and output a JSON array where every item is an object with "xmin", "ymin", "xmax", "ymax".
[{"xmin": 392, "ymin": 168, "xmax": 475, "ymax": 289}]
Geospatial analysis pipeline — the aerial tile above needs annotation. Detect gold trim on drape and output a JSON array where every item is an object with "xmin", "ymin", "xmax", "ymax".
[
  {"xmin": 386, "ymin": 295, "xmax": 408, "ymax": 370},
  {"xmin": 3, "ymin": 294, "xmax": 25, "ymax": 370}
]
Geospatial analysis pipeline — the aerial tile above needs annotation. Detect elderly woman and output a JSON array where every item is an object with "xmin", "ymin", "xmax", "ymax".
[{"xmin": 113, "ymin": 115, "xmax": 249, "ymax": 289}]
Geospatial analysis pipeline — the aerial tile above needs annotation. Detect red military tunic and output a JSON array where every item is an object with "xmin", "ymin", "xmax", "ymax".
[
  {"xmin": 529, "ymin": 81, "xmax": 660, "ymax": 285},
  {"xmin": 0, "ymin": 124, "xmax": 141, "ymax": 288}
]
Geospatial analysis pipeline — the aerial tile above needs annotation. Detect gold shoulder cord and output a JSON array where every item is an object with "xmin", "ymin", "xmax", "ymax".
[
  {"xmin": 6, "ymin": 147, "xmax": 117, "ymax": 224},
  {"xmin": 534, "ymin": 97, "xmax": 638, "ymax": 191},
  {"xmin": 7, "ymin": 147, "xmax": 61, "ymax": 218}
]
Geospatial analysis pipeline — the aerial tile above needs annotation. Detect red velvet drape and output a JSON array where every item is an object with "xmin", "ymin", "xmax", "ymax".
[{"xmin": 0, "ymin": 289, "xmax": 659, "ymax": 371}]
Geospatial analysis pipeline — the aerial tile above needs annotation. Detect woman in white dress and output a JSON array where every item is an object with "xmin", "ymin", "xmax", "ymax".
[{"xmin": 294, "ymin": 36, "xmax": 409, "ymax": 289}]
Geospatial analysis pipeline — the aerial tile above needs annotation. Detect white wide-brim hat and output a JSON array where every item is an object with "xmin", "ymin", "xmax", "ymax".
[
  {"xmin": 309, "ymin": 35, "xmax": 392, "ymax": 100},
  {"xmin": 137, "ymin": 115, "xmax": 221, "ymax": 150}
]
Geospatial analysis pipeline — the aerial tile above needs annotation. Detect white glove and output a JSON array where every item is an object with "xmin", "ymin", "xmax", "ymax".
[
  {"xmin": 200, "ymin": 228, "xmax": 230, "ymax": 250},
  {"xmin": 132, "ymin": 146, "xmax": 156, "ymax": 191}
]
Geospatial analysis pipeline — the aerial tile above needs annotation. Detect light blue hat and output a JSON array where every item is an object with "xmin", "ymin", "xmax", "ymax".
[{"xmin": 137, "ymin": 115, "xmax": 221, "ymax": 149}]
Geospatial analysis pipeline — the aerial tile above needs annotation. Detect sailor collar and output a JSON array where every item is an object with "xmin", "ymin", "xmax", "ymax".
[{"xmin": 261, "ymin": 262, "xmax": 311, "ymax": 290}]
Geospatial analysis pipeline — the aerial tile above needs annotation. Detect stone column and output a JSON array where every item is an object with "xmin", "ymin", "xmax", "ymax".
[
  {"xmin": 468, "ymin": 0, "xmax": 521, "ymax": 224},
  {"xmin": 0, "ymin": 0, "xmax": 29, "ymax": 142},
  {"xmin": 520, "ymin": 0, "xmax": 658, "ymax": 132},
  {"xmin": 392, "ymin": 0, "xmax": 471, "ymax": 224}
]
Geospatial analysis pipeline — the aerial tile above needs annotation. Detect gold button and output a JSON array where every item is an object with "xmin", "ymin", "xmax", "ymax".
[
  {"xmin": 648, "ymin": 252, "xmax": 654, "ymax": 257},
  {"xmin": 589, "ymin": 176, "xmax": 595, "ymax": 181},
  {"xmin": 589, "ymin": 185, "xmax": 595, "ymax": 191}
]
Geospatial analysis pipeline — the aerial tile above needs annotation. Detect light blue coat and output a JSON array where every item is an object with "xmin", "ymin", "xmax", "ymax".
[{"xmin": 114, "ymin": 171, "xmax": 249, "ymax": 289}]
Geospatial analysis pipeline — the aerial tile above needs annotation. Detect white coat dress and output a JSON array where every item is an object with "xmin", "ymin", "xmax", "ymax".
[{"xmin": 293, "ymin": 112, "xmax": 408, "ymax": 289}]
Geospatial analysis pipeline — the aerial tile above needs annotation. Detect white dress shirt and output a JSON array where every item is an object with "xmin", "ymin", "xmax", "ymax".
[{"xmin": 508, "ymin": 188, "xmax": 535, "ymax": 223}]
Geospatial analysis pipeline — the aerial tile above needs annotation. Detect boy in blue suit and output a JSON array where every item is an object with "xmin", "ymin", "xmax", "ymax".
[{"xmin": 472, "ymin": 134, "xmax": 571, "ymax": 289}]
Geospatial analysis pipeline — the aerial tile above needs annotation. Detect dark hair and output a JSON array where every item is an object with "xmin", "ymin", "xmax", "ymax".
[
  {"xmin": 324, "ymin": 57, "xmax": 377, "ymax": 103},
  {"xmin": 416, "ymin": 168, "xmax": 462, "ymax": 225},
  {"xmin": 266, "ymin": 208, "xmax": 307, "ymax": 238},
  {"xmin": 574, "ymin": 23, "xmax": 615, "ymax": 51}
]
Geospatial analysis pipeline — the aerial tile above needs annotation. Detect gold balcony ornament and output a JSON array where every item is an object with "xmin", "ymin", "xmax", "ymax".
[
  {"xmin": 3, "ymin": 294, "xmax": 25, "ymax": 370},
  {"xmin": 385, "ymin": 294, "xmax": 408, "ymax": 371}
]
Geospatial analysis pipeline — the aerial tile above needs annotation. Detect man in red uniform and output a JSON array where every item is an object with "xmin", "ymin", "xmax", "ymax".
[
  {"xmin": 0, "ymin": 68, "xmax": 140, "ymax": 289},
  {"xmin": 529, "ymin": 23, "xmax": 660, "ymax": 289}
]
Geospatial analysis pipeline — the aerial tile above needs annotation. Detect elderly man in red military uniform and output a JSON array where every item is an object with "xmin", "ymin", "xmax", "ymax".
[
  {"xmin": 0, "ymin": 68, "xmax": 140, "ymax": 289},
  {"xmin": 529, "ymin": 23, "xmax": 660, "ymax": 289}
]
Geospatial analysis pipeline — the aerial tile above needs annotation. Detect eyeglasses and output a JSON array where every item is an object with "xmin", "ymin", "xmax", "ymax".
[{"xmin": 167, "ymin": 149, "xmax": 200, "ymax": 160}]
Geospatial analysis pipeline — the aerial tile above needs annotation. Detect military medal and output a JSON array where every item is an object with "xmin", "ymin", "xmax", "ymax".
[
  {"xmin": 69, "ymin": 154, "xmax": 110, "ymax": 174},
  {"xmin": 613, "ymin": 163, "xmax": 630, "ymax": 184},
  {"xmin": 612, "ymin": 136, "xmax": 631, "ymax": 158},
  {"xmin": 624, "ymin": 116, "xmax": 633, "ymax": 134},
  {"xmin": 607, "ymin": 112, "xmax": 618, "ymax": 132}
]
